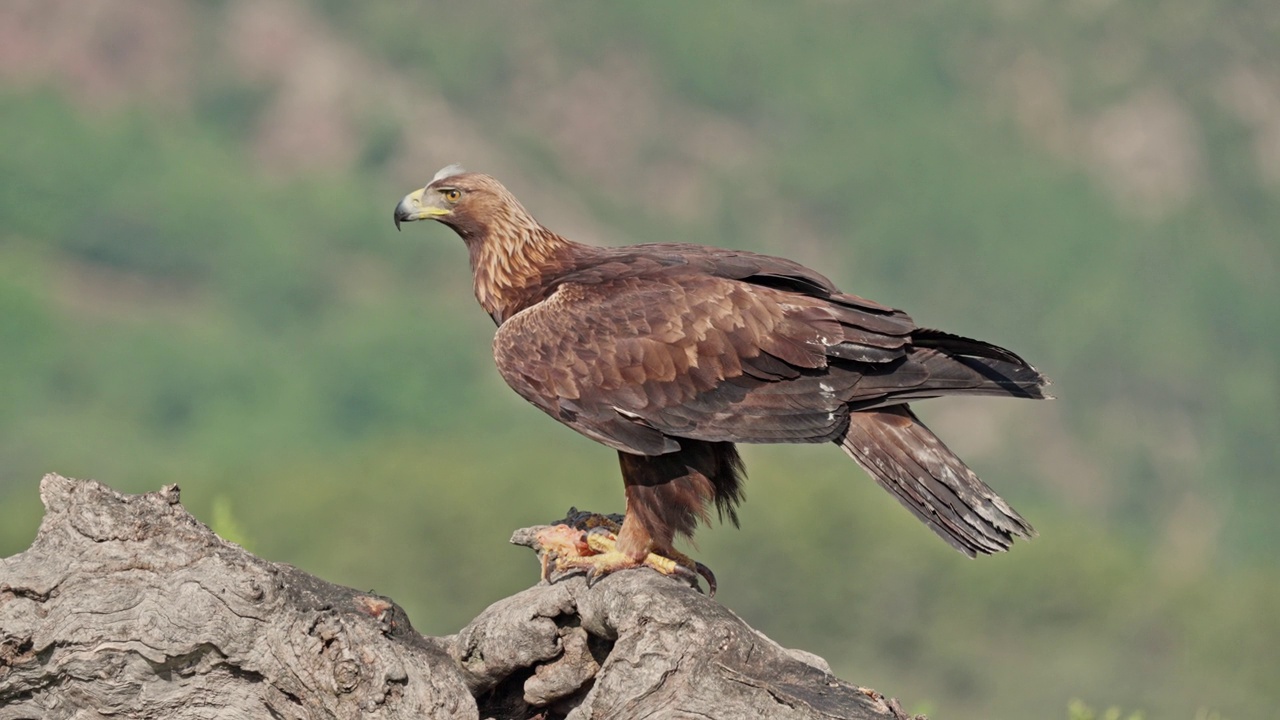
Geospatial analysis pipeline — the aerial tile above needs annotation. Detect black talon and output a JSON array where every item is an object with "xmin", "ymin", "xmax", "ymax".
[
  {"xmin": 694, "ymin": 562, "xmax": 718, "ymax": 598},
  {"xmin": 666, "ymin": 563, "xmax": 706, "ymax": 594},
  {"xmin": 670, "ymin": 564, "xmax": 695, "ymax": 582}
]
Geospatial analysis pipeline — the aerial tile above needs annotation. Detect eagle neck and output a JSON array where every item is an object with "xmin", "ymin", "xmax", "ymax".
[{"xmin": 465, "ymin": 219, "xmax": 578, "ymax": 324}]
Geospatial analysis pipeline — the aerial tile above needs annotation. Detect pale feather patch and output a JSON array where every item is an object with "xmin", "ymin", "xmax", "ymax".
[
  {"xmin": 615, "ymin": 407, "xmax": 645, "ymax": 421},
  {"xmin": 432, "ymin": 163, "xmax": 466, "ymax": 183}
]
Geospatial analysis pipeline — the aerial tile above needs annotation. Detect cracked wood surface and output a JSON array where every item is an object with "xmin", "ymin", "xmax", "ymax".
[{"xmin": 0, "ymin": 475, "xmax": 919, "ymax": 720}]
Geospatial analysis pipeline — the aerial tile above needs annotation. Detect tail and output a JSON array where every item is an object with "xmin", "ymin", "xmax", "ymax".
[
  {"xmin": 911, "ymin": 328, "xmax": 1052, "ymax": 399},
  {"xmin": 849, "ymin": 329, "xmax": 1052, "ymax": 408},
  {"xmin": 837, "ymin": 404, "xmax": 1035, "ymax": 556}
]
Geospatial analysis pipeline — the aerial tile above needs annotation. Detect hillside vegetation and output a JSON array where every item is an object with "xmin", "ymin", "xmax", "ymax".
[{"xmin": 1, "ymin": 2, "xmax": 1276, "ymax": 718}]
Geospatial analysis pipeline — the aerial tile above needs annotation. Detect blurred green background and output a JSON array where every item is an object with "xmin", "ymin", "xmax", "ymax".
[{"xmin": 1, "ymin": 2, "xmax": 1276, "ymax": 718}]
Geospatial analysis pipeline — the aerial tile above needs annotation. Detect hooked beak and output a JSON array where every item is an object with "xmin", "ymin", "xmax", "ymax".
[{"xmin": 393, "ymin": 188, "xmax": 451, "ymax": 231}]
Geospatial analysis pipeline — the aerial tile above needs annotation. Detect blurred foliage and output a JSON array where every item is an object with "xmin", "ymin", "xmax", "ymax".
[
  {"xmin": 209, "ymin": 494, "xmax": 252, "ymax": 550},
  {"xmin": 1, "ymin": 3, "xmax": 1277, "ymax": 719},
  {"xmin": 1068, "ymin": 700, "xmax": 1145, "ymax": 720}
]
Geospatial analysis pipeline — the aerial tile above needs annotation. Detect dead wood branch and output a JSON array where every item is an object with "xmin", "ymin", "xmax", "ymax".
[{"xmin": 0, "ymin": 475, "xmax": 920, "ymax": 720}]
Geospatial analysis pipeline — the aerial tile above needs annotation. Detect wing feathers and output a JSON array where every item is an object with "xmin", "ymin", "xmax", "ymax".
[{"xmin": 495, "ymin": 271, "xmax": 1049, "ymax": 455}]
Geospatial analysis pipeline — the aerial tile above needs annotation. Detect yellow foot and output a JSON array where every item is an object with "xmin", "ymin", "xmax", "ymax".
[{"xmin": 533, "ymin": 518, "xmax": 717, "ymax": 596}]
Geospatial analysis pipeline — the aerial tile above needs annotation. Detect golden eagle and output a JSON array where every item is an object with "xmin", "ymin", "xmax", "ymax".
[{"xmin": 395, "ymin": 165, "xmax": 1049, "ymax": 592}]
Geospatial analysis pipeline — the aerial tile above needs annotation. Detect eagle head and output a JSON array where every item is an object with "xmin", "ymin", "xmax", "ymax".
[{"xmin": 394, "ymin": 164, "xmax": 535, "ymax": 239}]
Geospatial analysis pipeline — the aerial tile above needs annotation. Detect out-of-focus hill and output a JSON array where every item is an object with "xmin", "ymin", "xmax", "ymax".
[{"xmin": 1, "ymin": 2, "xmax": 1276, "ymax": 718}]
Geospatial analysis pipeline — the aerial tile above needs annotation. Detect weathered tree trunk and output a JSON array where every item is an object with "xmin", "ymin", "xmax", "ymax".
[{"xmin": 0, "ymin": 475, "xmax": 921, "ymax": 720}]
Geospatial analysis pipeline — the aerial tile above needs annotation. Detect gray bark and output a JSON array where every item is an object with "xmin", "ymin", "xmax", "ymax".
[{"xmin": 0, "ymin": 475, "xmax": 922, "ymax": 720}]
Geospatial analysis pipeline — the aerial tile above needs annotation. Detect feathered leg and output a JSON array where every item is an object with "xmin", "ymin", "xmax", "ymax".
[{"xmin": 537, "ymin": 442, "xmax": 743, "ymax": 595}]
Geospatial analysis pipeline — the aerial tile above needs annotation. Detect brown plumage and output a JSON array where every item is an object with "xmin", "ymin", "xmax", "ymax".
[{"xmin": 394, "ymin": 165, "xmax": 1050, "ymax": 577}]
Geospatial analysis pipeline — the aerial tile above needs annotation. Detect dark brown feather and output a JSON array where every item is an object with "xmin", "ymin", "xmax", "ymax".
[{"xmin": 617, "ymin": 442, "xmax": 745, "ymax": 556}]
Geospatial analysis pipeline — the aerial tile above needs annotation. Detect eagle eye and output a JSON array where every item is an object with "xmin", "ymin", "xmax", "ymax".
[{"xmin": 442, "ymin": 188, "xmax": 462, "ymax": 203}]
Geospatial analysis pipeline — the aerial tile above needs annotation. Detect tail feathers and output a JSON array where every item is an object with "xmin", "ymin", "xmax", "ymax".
[
  {"xmin": 913, "ymin": 328, "xmax": 1029, "ymax": 366},
  {"xmin": 912, "ymin": 328, "xmax": 1052, "ymax": 399},
  {"xmin": 915, "ymin": 350, "xmax": 1052, "ymax": 399},
  {"xmin": 837, "ymin": 405, "xmax": 1034, "ymax": 556}
]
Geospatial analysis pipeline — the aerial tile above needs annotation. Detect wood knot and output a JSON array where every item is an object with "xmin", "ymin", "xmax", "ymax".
[
  {"xmin": 241, "ymin": 577, "xmax": 265, "ymax": 602},
  {"xmin": 334, "ymin": 658, "xmax": 361, "ymax": 693}
]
